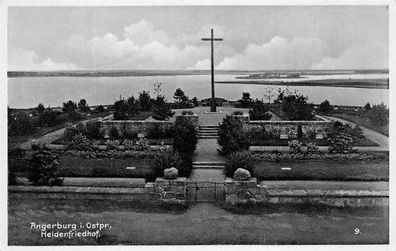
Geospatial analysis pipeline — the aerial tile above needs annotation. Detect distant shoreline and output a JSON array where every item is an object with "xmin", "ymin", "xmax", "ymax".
[
  {"xmin": 215, "ymin": 79, "xmax": 389, "ymax": 90},
  {"xmin": 7, "ymin": 69, "xmax": 388, "ymax": 78}
]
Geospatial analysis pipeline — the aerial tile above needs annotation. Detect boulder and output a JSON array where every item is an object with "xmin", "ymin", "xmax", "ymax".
[
  {"xmin": 233, "ymin": 168, "xmax": 251, "ymax": 181},
  {"xmin": 164, "ymin": 167, "xmax": 178, "ymax": 180}
]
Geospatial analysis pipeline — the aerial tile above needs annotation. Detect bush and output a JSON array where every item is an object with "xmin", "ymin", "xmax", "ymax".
[
  {"xmin": 8, "ymin": 112, "xmax": 37, "ymax": 136},
  {"xmin": 173, "ymin": 119, "xmax": 198, "ymax": 155},
  {"xmin": 224, "ymin": 151, "xmax": 256, "ymax": 177},
  {"xmin": 218, "ymin": 116, "xmax": 251, "ymax": 155},
  {"xmin": 328, "ymin": 134, "xmax": 355, "ymax": 154},
  {"xmin": 249, "ymin": 100, "xmax": 272, "ymax": 120},
  {"xmin": 109, "ymin": 126, "xmax": 120, "ymax": 139},
  {"xmin": 113, "ymin": 99, "xmax": 129, "ymax": 120},
  {"xmin": 152, "ymin": 151, "xmax": 183, "ymax": 179},
  {"xmin": 75, "ymin": 122, "xmax": 87, "ymax": 134},
  {"xmin": 122, "ymin": 139, "xmax": 135, "ymax": 150},
  {"xmin": 247, "ymin": 125, "xmax": 272, "ymax": 140},
  {"xmin": 28, "ymin": 147, "xmax": 63, "ymax": 186},
  {"xmin": 69, "ymin": 133, "xmax": 93, "ymax": 151},
  {"xmin": 233, "ymin": 110, "xmax": 243, "ymax": 115},
  {"xmin": 306, "ymin": 142, "xmax": 319, "ymax": 153},
  {"xmin": 106, "ymin": 140, "xmax": 120, "ymax": 150},
  {"xmin": 135, "ymin": 138, "xmax": 150, "ymax": 151},
  {"xmin": 86, "ymin": 121, "xmax": 102, "ymax": 139},
  {"xmin": 152, "ymin": 95, "xmax": 174, "ymax": 120},
  {"xmin": 288, "ymin": 140, "xmax": 303, "ymax": 153},
  {"xmin": 64, "ymin": 126, "xmax": 79, "ymax": 141},
  {"xmin": 38, "ymin": 109, "xmax": 61, "ymax": 127},
  {"xmin": 367, "ymin": 103, "xmax": 388, "ymax": 126},
  {"xmin": 67, "ymin": 110, "xmax": 84, "ymax": 122}
]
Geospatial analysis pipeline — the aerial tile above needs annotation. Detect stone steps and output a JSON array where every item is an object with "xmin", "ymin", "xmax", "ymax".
[
  {"xmin": 198, "ymin": 125, "xmax": 219, "ymax": 139},
  {"xmin": 193, "ymin": 161, "xmax": 225, "ymax": 170}
]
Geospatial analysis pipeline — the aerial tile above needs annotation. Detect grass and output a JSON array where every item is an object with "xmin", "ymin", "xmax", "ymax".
[
  {"xmin": 56, "ymin": 156, "xmax": 154, "ymax": 180},
  {"xmin": 331, "ymin": 113, "xmax": 389, "ymax": 136},
  {"xmin": 8, "ymin": 199, "xmax": 388, "ymax": 245},
  {"xmin": 254, "ymin": 160, "xmax": 388, "ymax": 182}
]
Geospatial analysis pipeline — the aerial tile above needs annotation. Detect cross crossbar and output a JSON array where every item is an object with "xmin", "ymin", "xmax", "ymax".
[{"xmin": 201, "ymin": 38, "xmax": 223, "ymax": 41}]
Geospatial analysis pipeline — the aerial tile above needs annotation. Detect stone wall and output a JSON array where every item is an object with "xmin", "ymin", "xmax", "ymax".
[
  {"xmin": 9, "ymin": 177, "xmax": 187, "ymax": 204},
  {"xmin": 175, "ymin": 114, "xmax": 199, "ymax": 130},
  {"xmin": 246, "ymin": 121, "xmax": 332, "ymax": 139},
  {"xmin": 225, "ymin": 178, "xmax": 388, "ymax": 208}
]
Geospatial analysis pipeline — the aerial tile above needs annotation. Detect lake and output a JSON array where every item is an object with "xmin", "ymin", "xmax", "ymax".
[{"xmin": 8, "ymin": 74, "xmax": 388, "ymax": 108}]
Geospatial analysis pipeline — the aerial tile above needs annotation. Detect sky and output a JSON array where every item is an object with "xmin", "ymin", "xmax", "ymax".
[{"xmin": 8, "ymin": 6, "xmax": 389, "ymax": 71}]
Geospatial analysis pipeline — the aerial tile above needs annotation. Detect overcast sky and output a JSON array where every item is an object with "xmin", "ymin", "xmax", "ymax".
[{"xmin": 8, "ymin": 6, "xmax": 388, "ymax": 71}]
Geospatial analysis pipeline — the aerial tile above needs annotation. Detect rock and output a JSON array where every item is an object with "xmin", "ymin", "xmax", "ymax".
[
  {"xmin": 164, "ymin": 167, "xmax": 178, "ymax": 180},
  {"xmin": 233, "ymin": 168, "xmax": 251, "ymax": 181}
]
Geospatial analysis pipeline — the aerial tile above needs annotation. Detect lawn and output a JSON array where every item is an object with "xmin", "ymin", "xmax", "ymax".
[
  {"xmin": 8, "ymin": 199, "xmax": 388, "ymax": 245},
  {"xmin": 9, "ymin": 155, "xmax": 156, "ymax": 181},
  {"xmin": 331, "ymin": 113, "xmax": 389, "ymax": 136},
  {"xmin": 254, "ymin": 160, "xmax": 388, "ymax": 182}
]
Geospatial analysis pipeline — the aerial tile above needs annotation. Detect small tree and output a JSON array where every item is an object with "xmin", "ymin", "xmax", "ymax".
[
  {"xmin": 62, "ymin": 100, "xmax": 77, "ymax": 113},
  {"xmin": 239, "ymin": 92, "xmax": 253, "ymax": 108},
  {"xmin": 36, "ymin": 103, "xmax": 45, "ymax": 114},
  {"xmin": 319, "ymin": 100, "xmax": 332, "ymax": 114},
  {"xmin": 281, "ymin": 92, "xmax": 314, "ymax": 120},
  {"xmin": 78, "ymin": 99, "xmax": 90, "ymax": 113},
  {"xmin": 173, "ymin": 118, "xmax": 198, "ymax": 156},
  {"xmin": 152, "ymin": 95, "xmax": 174, "ymax": 120},
  {"xmin": 38, "ymin": 109, "xmax": 60, "ymax": 127},
  {"xmin": 28, "ymin": 146, "xmax": 63, "ymax": 186},
  {"xmin": 367, "ymin": 103, "xmax": 388, "ymax": 126},
  {"xmin": 113, "ymin": 99, "xmax": 128, "ymax": 120},
  {"xmin": 139, "ymin": 91, "xmax": 152, "ymax": 111},
  {"xmin": 174, "ymin": 88, "xmax": 190, "ymax": 108},
  {"xmin": 192, "ymin": 97, "xmax": 198, "ymax": 107},
  {"xmin": 95, "ymin": 105, "xmax": 105, "ymax": 113},
  {"xmin": 218, "ymin": 116, "xmax": 251, "ymax": 155},
  {"xmin": 249, "ymin": 100, "xmax": 272, "ymax": 120},
  {"xmin": 127, "ymin": 96, "xmax": 140, "ymax": 117},
  {"xmin": 364, "ymin": 103, "xmax": 372, "ymax": 112}
]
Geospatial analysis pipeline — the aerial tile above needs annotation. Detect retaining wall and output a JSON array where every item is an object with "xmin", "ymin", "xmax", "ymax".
[
  {"xmin": 225, "ymin": 178, "xmax": 388, "ymax": 208},
  {"xmin": 9, "ymin": 177, "xmax": 187, "ymax": 204}
]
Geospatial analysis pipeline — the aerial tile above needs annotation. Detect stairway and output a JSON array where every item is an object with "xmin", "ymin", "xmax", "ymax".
[
  {"xmin": 192, "ymin": 161, "xmax": 225, "ymax": 170},
  {"xmin": 198, "ymin": 125, "xmax": 219, "ymax": 139}
]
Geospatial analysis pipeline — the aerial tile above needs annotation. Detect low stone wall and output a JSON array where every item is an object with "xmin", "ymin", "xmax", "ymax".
[
  {"xmin": 9, "ymin": 177, "xmax": 187, "ymax": 204},
  {"xmin": 175, "ymin": 114, "xmax": 199, "ymax": 130},
  {"xmin": 246, "ymin": 121, "xmax": 332, "ymax": 139},
  {"xmin": 225, "ymin": 178, "xmax": 388, "ymax": 208}
]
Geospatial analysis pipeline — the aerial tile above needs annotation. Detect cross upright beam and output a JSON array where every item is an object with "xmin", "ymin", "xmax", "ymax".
[{"xmin": 201, "ymin": 29, "xmax": 223, "ymax": 112}]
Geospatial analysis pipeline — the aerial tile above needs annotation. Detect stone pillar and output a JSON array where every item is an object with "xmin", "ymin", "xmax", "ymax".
[
  {"xmin": 225, "ymin": 177, "xmax": 266, "ymax": 206},
  {"xmin": 155, "ymin": 177, "xmax": 187, "ymax": 203}
]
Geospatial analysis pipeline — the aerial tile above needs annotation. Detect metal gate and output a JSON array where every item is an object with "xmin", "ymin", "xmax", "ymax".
[{"xmin": 186, "ymin": 181, "xmax": 225, "ymax": 202}]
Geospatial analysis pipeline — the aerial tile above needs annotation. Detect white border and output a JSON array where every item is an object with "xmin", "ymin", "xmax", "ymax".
[{"xmin": 1, "ymin": 1, "xmax": 394, "ymax": 251}]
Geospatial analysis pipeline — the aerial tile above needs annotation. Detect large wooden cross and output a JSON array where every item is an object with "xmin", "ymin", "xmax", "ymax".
[{"xmin": 201, "ymin": 29, "xmax": 223, "ymax": 112}]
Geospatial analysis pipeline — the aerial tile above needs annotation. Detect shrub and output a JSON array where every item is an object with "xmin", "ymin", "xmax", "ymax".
[
  {"xmin": 106, "ymin": 140, "xmax": 120, "ymax": 150},
  {"xmin": 224, "ymin": 151, "xmax": 256, "ymax": 177},
  {"xmin": 288, "ymin": 140, "xmax": 303, "ymax": 153},
  {"xmin": 306, "ymin": 142, "xmax": 319, "ymax": 153},
  {"xmin": 135, "ymin": 138, "xmax": 150, "ymax": 151},
  {"xmin": 152, "ymin": 95, "xmax": 174, "ymax": 120},
  {"xmin": 218, "ymin": 116, "xmax": 251, "ymax": 155},
  {"xmin": 85, "ymin": 121, "xmax": 102, "ymax": 139},
  {"xmin": 67, "ymin": 110, "xmax": 84, "ymax": 122},
  {"xmin": 367, "ymin": 103, "xmax": 388, "ymax": 126},
  {"xmin": 233, "ymin": 110, "xmax": 243, "ymax": 115},
  {"xmin": 328, "ymin": 134, "xmax": 355, "ymax": 154},
  {"xmin": 69, "ymin": 133, "xmax": 92, "ymax": 151},
  {"xmin": 247, "ymin": 125, "xmax": 272, "ymax": 140},
  {"xmin": 64, "ymin": 126, "xmax": 79, "ymax": 141},
  {"xmin": 75, "ymin": 122, "xmax": 87, "ymax": 134},
  {"xmin": 173, "ymin": 119, "xmax": 198, "ymax": 155},
  {"xmin": 152, "ymin": 151, "xmax": 183, "ymax": 179},
  {"xmin": 113, "ymin": 99, "xmax": 129, "ymax": 120},
  {"xmin": 109, "ymin": 126, "xmax": 120, "ymax": 139},
  {"xmin": 38, "ymin": 109, "xmax": 61, "ymax": 127},
  {"xmin": 297, "ymin": 124, "xmax": 303, "ymax": 138},
  {"xmin": 122, "ymin": 139, "xmax": 135, "ymax": 150},
  {"xmin": 28, "ymin": 147, "xmax": 63, "ymax": 186},
  {"xmin": 249, "ymin": 100, "xmax": 272, "ymax": 120},
  {"xmin": 8, "ymin": 112, "xmax": 37, "ymax": 136}
]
